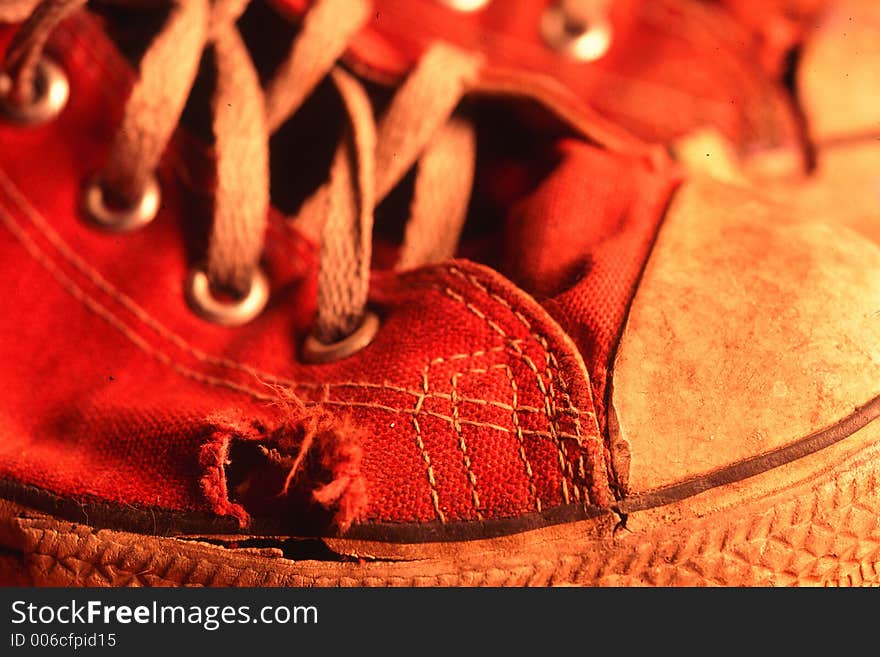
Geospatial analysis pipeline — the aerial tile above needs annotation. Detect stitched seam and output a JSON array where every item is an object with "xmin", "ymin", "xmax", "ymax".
[
  {"xmin": 439, "ymin": 267, "xmax": 600, "ymax": 504},
  {"xmin": 547, "ymin": 350, "xmax": 591, "ymax": 503},
  {"xmin": 0, "ymin": 22, "xmax": 603, "ymax": 513},
  {"xmin": 0, "ymin": 169, "xmax": 306, "ymax": 388},
  {"xmin": 0, "ymin": 66, "xmax": 594, "ymax": 509},
  {"xmin": 499, "ymin": 363, "xmax": 542, "ymax": 513},
  {"xmin": 415, "ymin": 365, "xmax": 445, "ymax": 523},
  {"xmin": 0, "ymin": 84, "xmax": 590, "ymax": 448},
  {"xmin": 413, "ymin": 341, "xmax": 569, "ymax": 522},
  {"xmin": 450, "ymin": 371, "xmax": 483, "ymax": 519},
  {"xmin": 447, "ymin": 267, "xmax": 599, "ymax": 504},
  {"xmin": 0, "ymin": 173, "xmax": 547, "ymax": 420},
  {"xmin": 319, "ymin": 400, "xmax": 581, "ymax": 440},
  {"xmin": 315, "ymin": 382, "xmax": 549, "ymax": 414},
  {"xmin": 2, "ymin": 202, "xmax": 562, "ymax": 450},
  {"xmin": 447, "ymin": 270, "xmax": 572, "ymax": 500},
  {"xmin": 411, "ymin": 340, "xmax": 577, "ymax": 520},
  {"xmin": 0, "ymin": 203, "xmax": 277, "ymax": 403},
  {"xmin": 454, "ymin": 364, "xmax": 542, "ymax": 514},
  {"xmin": 2, "ymin": 191, "xmax": 591, "ymax": 518},
  {"xmin": 58, "ymin": 19, "xmax": 591, "ymax": 450},
  {"xmin": 0, "ymin": 173, "xmax": 560, "ymax": 431},
  {"xmin": 540, "ymin": 342, "xmax": 576, "ymax": 502},
  {"xmin": 440, "ymin": 284, "xmax": 569, "ymax": 501},
  {"xmin": 538, "ymin": 345, "xmax": 574, "ymax": 502}
]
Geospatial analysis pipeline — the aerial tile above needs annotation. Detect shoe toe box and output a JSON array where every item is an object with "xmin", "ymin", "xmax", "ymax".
[{"xmin": 611, "ymin": 179, "xmax": 880, "ymax": 495}]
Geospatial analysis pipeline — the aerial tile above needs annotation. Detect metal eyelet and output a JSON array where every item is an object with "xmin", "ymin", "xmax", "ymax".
[
  {"xmin": 301, "ymin": 311, "xmax": 380, "ymax": 364},
  {"xmin": 81, "ymin": 174, "xmax": 161, "ymax": 233},
  {"xmin": 540, "ymin": 3, "xmax": 613, "ymax": 62},
  {"xmin": 185, "ymin": 266, "xmax": 270, "ymax": 327},
  {"xmin": 436, "ymin": 0, "xmax": 491, "ymax": 11},
  {"xmin": 0, "ymin": 57, "xmax": 69, "ymax": 125}
]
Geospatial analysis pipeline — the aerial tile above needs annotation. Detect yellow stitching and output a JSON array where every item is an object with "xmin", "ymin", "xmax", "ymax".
[
  {"xmin": 443, "ymin": 266, "xmax": 606, "ymax": 504},
  {"xmin": 81, "ymin": 20, "xmax": 580, "ymax": 427},
  {"xmin": 427, "ymin": 342, "xmax": 524, "ymax": 366},
  {"xmin": 449, "ymin": 363, "xmax": 541, "ymax": 512},
  {"xmin": 442, "ymin": 267, "xmax": 574, "ymax": 504},
  {"xmin": 539, "ymin": 341, "xmax": 574, "ymax": 502},
  {"xmin": 317, "ymin": 398, "xmax": 580, "ymax": 441},
  {"xmin": 448, "ymin": 271, "xmax": 593, "ymax": 429},
  {"xmin": 0, "ymin": 169, "xmax": 310, "ymax": 390},
  {"xmin": 409, "ymin": 347, "xmax": 549, "ymax": 522},
  {"xmin": 3, "ymin": 180, "xmax": 593, "ymax": 510},
  {"xmin": 2, "ymin": 177, "xmax": 551, "ymax": 436},
  {"xmin": 0, "ymin": 204, "xmax": 276, "ymax": 403},
  {"xmin": 451, "ymin": 371, "xmax": 483, "ymax": 519},
  {"xmin": 1, "ymin": 160, "xmax": 568, "ymax": 428},
  {"xmin": 294, "ymin": 376, "xmax": 554, "ymax": 415},
  {"xmin": 501, "ymin": 364, "xmax": 542, "ymax": 513},
  {"xmin": 2, "ymin": 168, "xmax": 577, "ymax": 414},
  {"xmin": 8, "ymin": 187, "xmax": 573, "ymax": 522},
  {"xmin": 415, "ymin": 365, "xmax": 445, "ymax": 523},
  {"xmin": 4, "ymin": 185, "xmax": 575, "ymax": 513},
  {"xmin": 440, "ymin": 281, "xmax": 571, "ymax": 501},
  {"xmin": 546, "ymin": 350, "xmax": 590, "ymax": 502},
  {"xmin": 2, "ymin": 98, "xmax": 593, "ymax": 509},
  {"xmin": 449, "ymin": 268, "xmax": 592, "ymax": 461},
  {"xmin": 2, "ymin": 31, "xmax": 604, "ymax": 514},
  {"xmin": 442, "ymin": 287, "xmax": 509, "ymax": 339}
]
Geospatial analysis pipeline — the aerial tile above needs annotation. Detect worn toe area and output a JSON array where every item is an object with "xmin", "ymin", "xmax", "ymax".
[{"xmin": 610, "ymin": 179, "xmax": 880, "ymax": 494}]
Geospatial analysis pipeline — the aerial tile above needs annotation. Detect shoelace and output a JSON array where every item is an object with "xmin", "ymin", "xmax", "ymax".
[
  {"xmin": 0, "ymin": 0, "xmax": 481, "ymax": 360},
  {"xmin": 0, "ymin": 0, "xmax": 629, "ymax": 353},
  {"xmin": 0, "ymin": 0, "xmax": 639, "ymax": 530}
]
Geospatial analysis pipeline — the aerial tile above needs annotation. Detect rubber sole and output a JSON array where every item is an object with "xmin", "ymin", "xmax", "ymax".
[{"xmin": 1, "ymin": 415, "xmax": 878, "ymax": 586}]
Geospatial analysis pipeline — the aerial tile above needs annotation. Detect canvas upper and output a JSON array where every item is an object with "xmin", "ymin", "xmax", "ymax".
[{"xmin": 0, "ymin": 1, "xmax": 878, "ymax": 550}]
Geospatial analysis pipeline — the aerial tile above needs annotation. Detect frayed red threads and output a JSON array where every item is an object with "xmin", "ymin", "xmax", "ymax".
[
  {"xmin": 274, "ymin": 399, "xmax": 333, "ymax": 497},
  {"xmin": 270, "ymin": 388, "xmax": 368, "ymax": 533},
  {"xmin": 198, "ymin": 427, "xmax": 251, "ymax": 528},
  {"xmin": 201, "ymin": 390, "xmax": 368, "ymax": 534},
  {"xmin": 310, "ymin": 416, "xmax": 368, "ymax": 533}
]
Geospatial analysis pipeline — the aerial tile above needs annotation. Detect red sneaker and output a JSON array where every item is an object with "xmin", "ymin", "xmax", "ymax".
[{"xmin": 0, "ymin": 0, "xmax": 877, "ymax": 587}]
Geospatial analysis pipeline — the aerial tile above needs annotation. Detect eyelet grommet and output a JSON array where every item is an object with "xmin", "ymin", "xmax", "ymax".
[
  {"xmin": 302, "ymin": 311, "xmax": 380, "ymax": 364},
  {"xmin": 0, "ymin": 57, "xmax": 69, "ymax": 125},
  {"xmin": 436, "ymin": 0, "xmax": 491, "ymax": 11},
  {"xmin": 185, "ymin": 266, "xmax": 270, "ymax": 327},
  {"xmin": 540, "ymin": 3, "xmax": 613, "ymax": 62},
  {"xmin": 81, "ymin": 174, "xmax": 161, "ymax": 233}
]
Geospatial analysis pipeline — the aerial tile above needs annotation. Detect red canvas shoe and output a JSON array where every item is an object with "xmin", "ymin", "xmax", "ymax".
[{"xmin": 0, "ymin": 0, "xmax": 878, "ymax": 587}]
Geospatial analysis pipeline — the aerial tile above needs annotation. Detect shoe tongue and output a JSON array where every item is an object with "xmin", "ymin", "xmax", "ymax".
[{"xmin": 501, "ymin": 139, "xmax": 681, "ymax": 428}]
